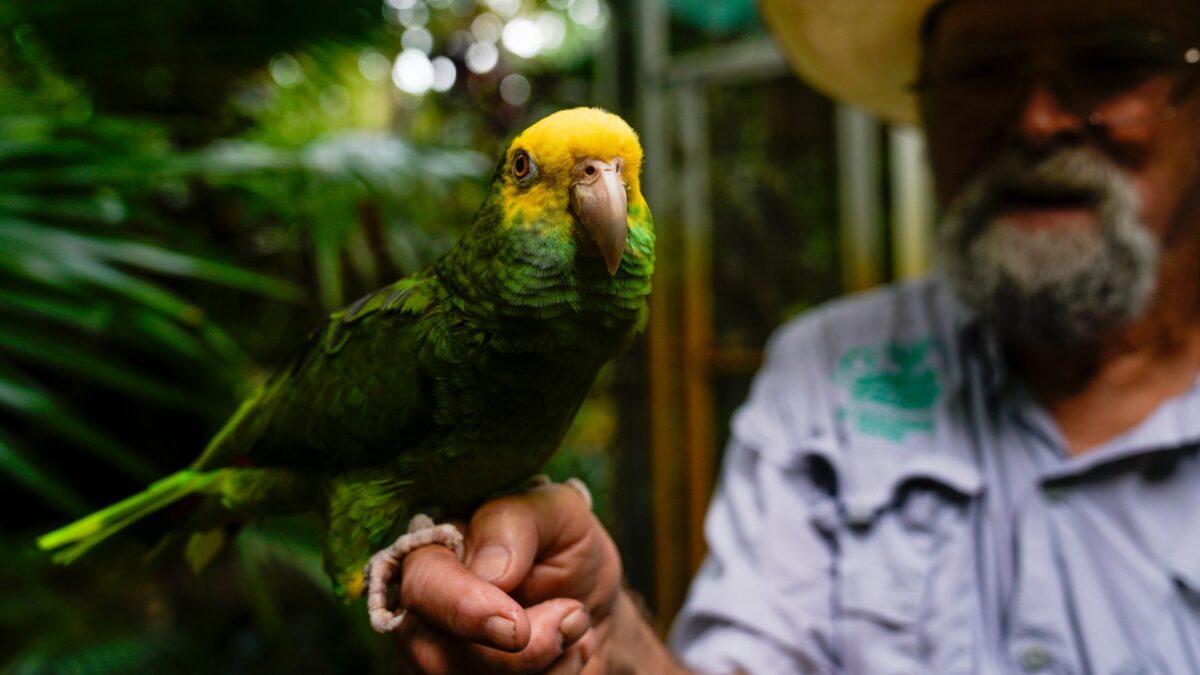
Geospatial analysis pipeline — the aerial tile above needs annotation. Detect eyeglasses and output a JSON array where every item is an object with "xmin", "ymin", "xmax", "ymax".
[{"xmin": 915, "ymin": 30, "xmax": 1200, "ymax": 128}]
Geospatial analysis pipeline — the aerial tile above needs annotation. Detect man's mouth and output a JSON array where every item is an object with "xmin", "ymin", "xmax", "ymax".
[{"xmin": 992, "ymin": 186, "xmax": 1101, "ymax": 230}]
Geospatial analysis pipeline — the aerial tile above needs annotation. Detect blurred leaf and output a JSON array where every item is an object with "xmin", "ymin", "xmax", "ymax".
[
  {"xmin": 7, "ymin": 0, "xmax": 380, "ymax": 140},
  {"xmin": 7, "ymin": 632, "xmax": 204, "ymax": 675},
  {"xmin": 0, "ymin": 429, "xmax": 88, "ymax": 517},
  {"xmin": 237, "ymin": 516, "xmax": 327, "ymax": 590},
  {"xmin": 203, "ymin": 131, "xmax": 488, "ymax": 309},
  {"xmin": 0, "ymin": 286, "xmax": 114, "ymax": 333},
  {"xmin": 0, "ymin": 324, "xmax": 211, "ymax": 415},
  {"xmin": 0, "ymin": 362, "xmax": 159, "ymax": 482},
  {"xmin": 82, "ymin": 236, "xmax": 303, "ymax": 302},
  {"xmin": 204, "ymin": 132, "xmax": 490, "ymax": 191}
]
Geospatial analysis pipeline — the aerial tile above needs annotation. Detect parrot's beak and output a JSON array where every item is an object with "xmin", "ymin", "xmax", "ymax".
[{"xmin": 569, "ymin": 157, "xmax": 628, "ymax": 275}]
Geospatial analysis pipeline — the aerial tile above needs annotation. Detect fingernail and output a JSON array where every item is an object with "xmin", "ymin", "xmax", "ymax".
[
  {"xmin": 559, "ymin": 607, "xmax": 590, "ymax": 644},
  {"xmin": 484, "ymin": 615, "xmax": 517, "ymax": 649},
  {"xmin": 470, "ymin": 544, "xmax": 510, "ymax": 582}
]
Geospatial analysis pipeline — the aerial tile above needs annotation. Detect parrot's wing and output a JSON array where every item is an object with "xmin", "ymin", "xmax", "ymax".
[{"xmin": 193, "ymin": 269, "xmax": 455, "ymax": 471}]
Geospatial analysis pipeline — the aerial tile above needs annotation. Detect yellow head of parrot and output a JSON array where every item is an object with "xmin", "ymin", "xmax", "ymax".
[{"xmin": 500, "ymin": 107, "xmax": 646, "ymax": 275}]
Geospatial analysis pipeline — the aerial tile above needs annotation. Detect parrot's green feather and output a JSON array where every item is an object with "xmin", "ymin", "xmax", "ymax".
[
  {"xmin": 37, "ymin": 470, "xmax": 213, "ymax": 564},
  {"xmin": 37, "ymin": 108, "xmax": 655, "ymax": 598}
]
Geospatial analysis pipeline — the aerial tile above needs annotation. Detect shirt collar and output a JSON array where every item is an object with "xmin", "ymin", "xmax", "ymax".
[
  {"xmin": 937, "ymin": 275, "xmax": 1200, "ymax": 475},
  {"xmin": 935, "ymin": 276, "xmax": 1011, "ymax": 396}
]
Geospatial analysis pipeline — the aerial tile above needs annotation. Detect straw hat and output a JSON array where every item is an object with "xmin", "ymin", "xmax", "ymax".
[{"xmin": 759, "ymin": 0, "xmax": 942, "ymax": 126}]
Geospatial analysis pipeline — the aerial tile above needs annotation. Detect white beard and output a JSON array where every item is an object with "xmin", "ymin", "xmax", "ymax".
[{"xmin": 938, "ymin": 149, "xmax": 1159, "ymax": 346}]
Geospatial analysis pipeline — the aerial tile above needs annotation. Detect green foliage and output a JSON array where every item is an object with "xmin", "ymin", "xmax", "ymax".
[
  {"xmin": 0, "ymin": 111, "xmax": 306, "ymax": 515},
  {"xmin": 6, "ymin": 0, "xmax": 380, "ymax": 136},
  {"xmin": 0, "ymin": 13, "xmax": 492, "ymax": 514},
  {"xmin": 2, "ymin": 524, "xmax": 391, "ymax": 675},
  {"xmin": 203, "ymin": 132, "xmax": 488, "ymax": 309}
]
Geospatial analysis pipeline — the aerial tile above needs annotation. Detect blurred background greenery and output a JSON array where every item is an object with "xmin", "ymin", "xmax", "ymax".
[{"xmin": 0, "ymin": 0, "xmax": 888, "ymax": 670}]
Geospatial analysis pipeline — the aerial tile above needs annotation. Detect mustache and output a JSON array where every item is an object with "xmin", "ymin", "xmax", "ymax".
[{"xmin": 950, "ymin": 149, "xmax": 1136, "ymax": 237}]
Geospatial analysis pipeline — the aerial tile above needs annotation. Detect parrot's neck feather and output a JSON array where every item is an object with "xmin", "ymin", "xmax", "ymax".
[{"xmin": 434, "ymin": 195, "xmax": 652, "ymax": 358}]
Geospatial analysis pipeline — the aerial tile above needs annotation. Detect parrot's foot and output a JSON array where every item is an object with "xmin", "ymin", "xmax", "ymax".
[
  {"xmin": 563, "ymin": 477, "xmax": 593, "ymax": 510},
  {"xmin": 365, "ymin": 514, "xmax": 464, "ymax": 634}
]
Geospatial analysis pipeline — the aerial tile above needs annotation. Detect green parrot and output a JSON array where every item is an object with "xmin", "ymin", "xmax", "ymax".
[{"xmin": 37, "ymin": 107, "xmax": 654, "ymax": 625}]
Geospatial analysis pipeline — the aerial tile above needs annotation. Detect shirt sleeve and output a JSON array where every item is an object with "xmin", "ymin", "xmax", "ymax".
[{"xmin": 668, "ymin": 320, "xmax": 841, "ymax": 675}]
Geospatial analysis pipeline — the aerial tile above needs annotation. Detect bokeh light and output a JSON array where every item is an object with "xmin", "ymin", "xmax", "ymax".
[
  {"xmin": 269, "ymin": 53, "xmax": 304, "ymax": 87},
  {"xmin": 465, "ymin": 41, "xmax": 499, "ymax": 74},
  {"xmin": 569, "ymin": 0, "xmax": 599, "ymax": 27},
  {"xmin": 483, "ymin": 0, "xmax": 521, "ymax": 19},
  {"xmin": 398, "ymin": 4, "xmax": 430, "ymax": 27},
  {"xmin": 449, "ymin": 0, "xmax": 476, "ymax": 17},
  {"xmin": 319, "ymin": 85, "xmax": 352, "ymax": 117},
  {"xmin": 471, "ymin": 13, "xmax": 503, "ymax": 44},
  {"xmin": 431, "ymin": 56, "xmax": 458, "ymax": 92},
  {"xmin": 499, "ymin": 73, "xmax": 531, "ymax": 105},
  {"xmin": 402, "ymin": 26, "xmax": 435, "ymax": 54},
  {"xmin": 446, "ymin": 30, "xmax": 473, "ymax": 56},
  {"xmin": 501, "ymin": 18, "xmax": 543, "ymax": 58},
  {"xmin": 358, "ymin": 49, "xmax": 392, "ymax": 82},
  {"xmin": 536, "ymin": 12, "xmax": 567, "ymax": 51},
  {"xmin": 392, "ymin": 49, "xmax": 435, "ymax": 95}
]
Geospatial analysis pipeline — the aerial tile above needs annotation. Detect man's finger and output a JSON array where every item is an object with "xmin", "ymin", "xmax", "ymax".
[
  {"xmin": 542, "ymin": 648, "xmax": 585, "ymax": 675},
  {"xmin": 464, "ymin": 482, "xmax": 596, "ymax": 592},
  {"xmin": 403, "ymin": 597, "xmax": 592, "ymax": 674},
  {"xmin": 544, "ymin": 628, "xmax": 596, "ymax": 675},
  {"xmin": 400, "ymin": 544, "xmax": 531, "ymax": 652}
]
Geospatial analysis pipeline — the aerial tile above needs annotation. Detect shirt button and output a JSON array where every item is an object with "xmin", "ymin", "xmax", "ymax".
[
  {"xmin": 1020, "ymin": 645, "xmax": 1051, "ymax": 672},
  {"xmin": 845, "ymin": 503, "xmax": 874, "ymax": 528},
  {"xmin": 1041, "ymin": 485, "xmax": 1065, "ymax": 502}
]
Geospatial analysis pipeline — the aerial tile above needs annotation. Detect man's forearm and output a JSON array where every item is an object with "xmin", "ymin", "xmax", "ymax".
[{"xmin": 596, "ymin": 588, "xmax": 692, "ymax": 674}]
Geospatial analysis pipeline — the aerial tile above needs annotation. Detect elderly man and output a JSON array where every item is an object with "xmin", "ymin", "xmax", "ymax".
[{"xmin": 391, "ymin": 0, "xmax": 1200, "ymax": 671}]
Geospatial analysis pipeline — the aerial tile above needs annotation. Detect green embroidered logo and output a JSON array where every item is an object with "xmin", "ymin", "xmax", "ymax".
[{"xmin": 835, "ymin": 337, "xmax": 944, "ymax": 442}]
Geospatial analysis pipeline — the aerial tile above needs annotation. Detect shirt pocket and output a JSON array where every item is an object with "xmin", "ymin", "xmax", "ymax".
[
  {"xmin": 1114, "ymin": 534, "xmax": 1200, "ymax": 674},
  {"xmin": 832, "ymin": 452, "xmax": 985, "ymax": 675}
]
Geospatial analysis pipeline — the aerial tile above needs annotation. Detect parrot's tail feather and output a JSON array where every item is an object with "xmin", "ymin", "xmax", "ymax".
[{"xmin": 36, "ymin": 470, "xmax": 215, "ymax": 564}]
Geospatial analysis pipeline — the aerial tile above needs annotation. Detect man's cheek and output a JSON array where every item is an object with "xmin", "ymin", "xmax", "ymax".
[{"xmin": 1130, "ymin": 171, "xmax": 1177, "ymax": 242}]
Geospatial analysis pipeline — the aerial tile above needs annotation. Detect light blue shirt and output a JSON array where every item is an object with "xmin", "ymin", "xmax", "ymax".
[{"xmin": 669, "ymin": 277, "xmax": 1200, "ymax": 674}]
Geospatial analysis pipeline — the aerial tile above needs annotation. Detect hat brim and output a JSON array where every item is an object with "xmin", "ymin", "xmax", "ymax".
[{"xmin": 759, "ymin": 0, "xmax": 938, "ymax": 126}]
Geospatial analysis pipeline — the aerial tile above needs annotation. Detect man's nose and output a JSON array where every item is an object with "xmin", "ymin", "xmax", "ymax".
[{"xmin": 1014, "ymin": 81, "xmax": 1087, "ymax": 150}]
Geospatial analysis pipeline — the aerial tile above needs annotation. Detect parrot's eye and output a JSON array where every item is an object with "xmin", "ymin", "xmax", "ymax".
[{"xmin": 512, "ymin": 150, "xmax": 534, "ymax": 181}]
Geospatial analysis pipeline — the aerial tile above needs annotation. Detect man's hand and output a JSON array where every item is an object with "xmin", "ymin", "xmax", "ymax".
[{"xmin": 395, "ymin": 482, "xmax": 626, "ymax": 673}]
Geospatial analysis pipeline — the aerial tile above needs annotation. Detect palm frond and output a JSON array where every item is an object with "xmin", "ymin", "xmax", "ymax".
[
  {"xmin": 0, "ymin": 113, "xmax": 310, "ymax": 502},
  {"xmin": 204, "ymin": 131, "xmax": 489, "ymax": 308},
  {"xmin": 0, "ymin": 361, "xmax": 158, "ymax": 483},
  {"xmin": 0, "ymin": 429, "xmax": 89, "ymax": 517}
]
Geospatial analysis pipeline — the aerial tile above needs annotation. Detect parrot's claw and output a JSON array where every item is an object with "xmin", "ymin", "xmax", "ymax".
[
  {"xmin": 366, "ymin": 513, "xmax": 465, "ymax": 634},
  {"xmin": 523, "ymin": 474, "xmax": 592, "ymax": 510},
  {"xmin": 563, "ymin": 477, "xmax": 593, "ymax": 510},
  {"xmin": 364, "ymin": 480, "xmax": 589, "ymax": 634}
]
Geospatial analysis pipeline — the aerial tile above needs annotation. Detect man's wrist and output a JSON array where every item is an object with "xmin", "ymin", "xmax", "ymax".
[{"xmin": 595, "ymin": 586, "xmax": 691, "ymax": 674}]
